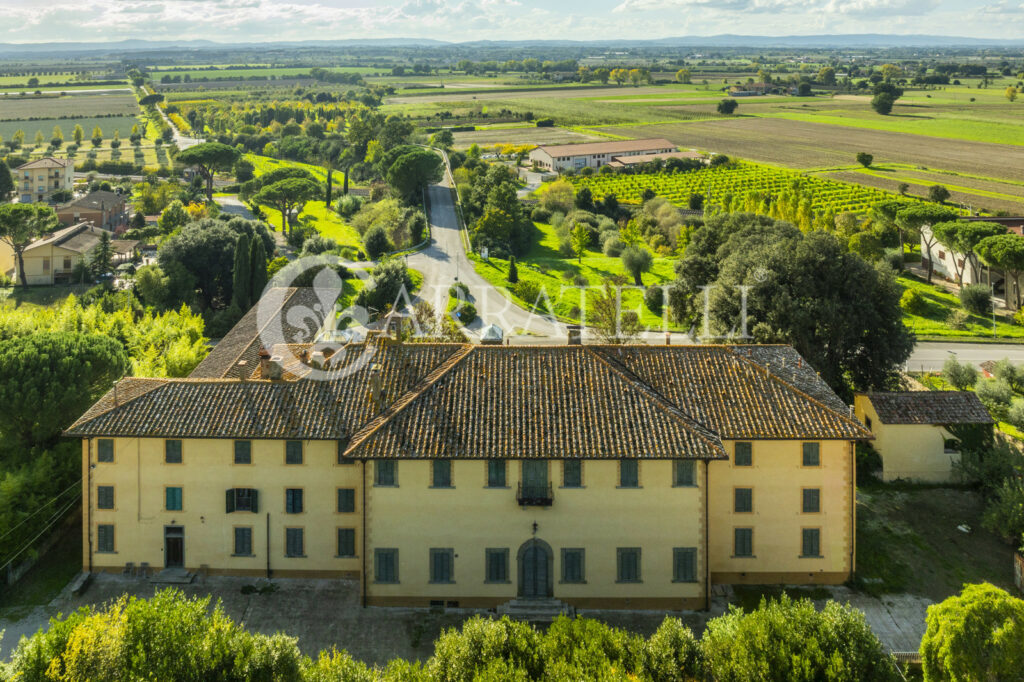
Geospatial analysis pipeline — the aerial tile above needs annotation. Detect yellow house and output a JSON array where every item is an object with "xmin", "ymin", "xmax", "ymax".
[
  {"xmin": 15, "ymin": 157, "xmax": 74, "ymax": 203},
  {"xmin": 854, "ymin": 391, "xmax": 993, "ymax": 483},
  {"xmin": 17, "ymin": 222, "xmax": 136, "ymax": 285},
  {"xmin": 68, "ymin": 304, "xmax": 870, "ymax": 611}
]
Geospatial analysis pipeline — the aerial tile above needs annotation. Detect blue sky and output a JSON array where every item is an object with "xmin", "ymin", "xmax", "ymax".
[{"xmin": 0, "ymin": 0, "xmax": 1018, "ymax": 43}]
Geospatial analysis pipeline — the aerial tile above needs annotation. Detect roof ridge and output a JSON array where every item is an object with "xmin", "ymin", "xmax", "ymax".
[
  {"xmin": 342, "ymin": 344, "xmax": 475, "ymax": 456},
  {"xmin": 64, "ymin": 377, "xmax": 169, "ymax": 433},
  {"xmin": 728, "ymin": 348, "xmax": 870, "ymax": 436},
  {"xmin": 585, "ymin": 347, "xmax": 724, "ymax": 455}
]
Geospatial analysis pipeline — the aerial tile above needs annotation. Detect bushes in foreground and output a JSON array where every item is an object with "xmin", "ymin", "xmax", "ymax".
[{"xmin": 0, "ymin": 589, "xmax": 899, "ymax": 681}]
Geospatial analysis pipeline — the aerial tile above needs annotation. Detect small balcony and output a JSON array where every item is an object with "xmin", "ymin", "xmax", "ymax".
[{"xmin": 517, "ymin": 482, "xmax": 553, "ymax": 507}]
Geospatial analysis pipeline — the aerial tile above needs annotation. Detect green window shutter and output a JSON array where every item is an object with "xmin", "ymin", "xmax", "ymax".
[
  {"xmin": 234, "ymin": 527, "xmax": 252, "ymax": 556},
  {"xmin": 226, "ymin": 489, "xmax": 236, "ymax": 513},
  {"xmin": 338, "ymin": 488, "xmax": 355, "ymax": 513},
  {"xmin": 487, "ymin": 461, "xmax": 506, "ymax": 487},
  {"xmin": 802, "ymin": 442, "xmax": 820, "ymax": 466},
  {"xmin": 620, "ymin": 460, "xmax": 638, "ymax": 487},
  {"xmin": 432, "ymin": 460, "xmax": 451, "ymax": 488},
  {"xmin": 674, "ymin": 547, "xmax": 697, "ymax": 582},
  {"xmin": 234, "ymin": 441, "xmax": 251, "ymax": 464},
  {"xmin": 286, "ymin": 528, "xmax": 304, "ymax": 557},
  {"xmin": 337, "ymin": 529, "xmax": 355, "ymax": 557},
  {"xmin": 803, "ymin": 488, "xmax": 820, "ymax": 513},
  {"xmin": 337, "ymin": 440, "xmax": 353, "ymax": 464},
  {"xmin": 376, "ymin": 460, "xmax": 396, "ymax": 486},
  {"xmin": 563, "ymin": 460, "xmax": 581, "ymax": 487},
  {"xmin": 97, "ymin": 486, "xmax": 114, "ymax": 510},
  {"xmin": 734, "ymin": 488, "xmax": 752, "ymax": 513},
  {"xmin": 562, "ymin": 548, "xmax": 584, "ymax": 583},
  {"xmin": 674, "ymin": 460, "xmax": 696, "ymax": 486},
  {"xmin": 734, "ymin": 442, "xmax": 752, "ymax": 466},
  {"xmin": 166, "ymin": 487, "xmax": 182, "ymax": 511},
  {"xmin": 735, "ymin": 528, "xmax": 753, "ymax": 557},
  {"xmin": 802, "ymin": 529, "xmax": 821, "ymax": 557},
  {"xmin": 285, "ymin": 441, "xmax": 303, "ymax": 464},
  {"xmin": 97, "ymin": 524, "xmax": 114, "ymax": 552},
  {"xmin": 97, "ymin": 439, "xmax": 114, "ymax": 462},
  {"xmin": 165, "ymin": 440, "xmax": 182, "ymax": 463}
]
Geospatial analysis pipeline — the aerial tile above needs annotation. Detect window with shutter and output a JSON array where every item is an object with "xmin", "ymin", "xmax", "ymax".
[
  {"xmin": 803, "ymin": 488, "xmax": 820, "ymax": 513},
  {"xmin": 337, "ymin": 440, "xmax": 354, "ymax": 464},
  {"xmin": 673, "ymin": 460, "xmax": 696, "ymax": 487},
  {"xmin": 673, "ymin": 547, "xmax": 697, "ymax": 582},
  {"xmin": 165, "ymin": 440, "xmax": 182, "ymax": 463},
  {"xmin": 97, "ymin": 486, "xmax": 114, "ymax": 510},
  {"xmin": 616, "ymin": 548, "xmax": 641, "ymax": 582},
  {"xmin": 337, "ymin": 528, "xmax": 356, "ymax": 557},
  {"xmin": 487, "ymin": 461, "xmax": 506, "ymax": 488},
  {"xmin": 562, "ymin": 460, "xmax": 582, "ymax": 488},
  {"xmin": 97, "ymin": 524, "xmax": 115, "ymax": 553},
  {"xmin": 802, "ymin": 528, "xmax": 821, "ymax": 557},
  {"xmin": 734, "ymin": 488, "xmax": 752, "ymax": 513},
  {"xmin": 285, "ymin": 528, "xmax": 304, "ymax": 557},
  {"xmin": 285, "ymin": 441, "xmax": 303, "ymax": 465},
  {"xmin": 165, "ymin": 487, "xmax": 183, "ymax": 511},
  {"xmin": 432, "ymin": 460, "xmax": 452, "ymax": 488},
  {"xmin": 734, "ymin": 442, "xmax": 752, "ymax": 466},
  {"xmin": 561, "ymin": 548, "xmax": 585, "ymax": 583},
  {"xmin": 97, "ymin": 439, "xmax": 114, "ymax": 462},
  {"xmin": 429, "ymin": 548, "xmax": 454, "ymax": 583},
  {"xmin": 234, "ymin": 441, "xmax": 251, "ymax": 464},
  {"xmin": 734, "ymin": 528, "xmax": 753, "ymax": 557},
  {"xmin": 485, "ymin": 548, "xmax": 509, "ymax": 583},
  {"xmin": 802, "ymin": 442, "xmax": 820, "ymax": 467},
  {"xmin": 337, "ymin": 488, "xmax": 355, "ymax": 513},
  {"xmin": 375, "ymin": 460, "xmax": 397, "ymax": 486},
  {"xmin": 233, "ymin": 527, "xmax": 253, "ymax": 556},
  {"xmin": 285, "ymin": 489, "xmax": 303, "ymax": 514},
  {"xmin": 375, "ymin": 548, "xmax": 398, "ymax": 583},
  {"xmin": 619, "ymin": 460, "xmax": 639, "ymax": 488}
]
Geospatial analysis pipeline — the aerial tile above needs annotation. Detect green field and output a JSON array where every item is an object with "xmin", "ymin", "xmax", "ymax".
[
  {"xmin": 0, "ymin": 116, "xmax": 142, "ymax": 141},
  {"xmin": 898, "ymin": 274, "xmax": 1024, "ymax": 340},
  {"xmin": 152, "ymin": 66, "xmax": 374, "ymax": 80}
]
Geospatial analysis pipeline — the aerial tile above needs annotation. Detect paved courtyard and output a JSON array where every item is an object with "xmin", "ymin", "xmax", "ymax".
[{"xmin": 0, "ymin": 574, "xmax": 931, "ymax": 664}]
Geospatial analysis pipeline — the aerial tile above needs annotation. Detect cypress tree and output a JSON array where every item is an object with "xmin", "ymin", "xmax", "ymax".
[
  {"xmin": 232, "ymin": 233, "xmax": 252, "ymax": 310},
  {"xmin": 0, "ymin": 159, "xmax": 13, "ymax": 201},
  {"xmin": 249, "ymin": 236, "xmax": 268, "ymax": 302},
  {"xmin": 507, "ymin": 255, "xmax": 519, "ymax": 284}
]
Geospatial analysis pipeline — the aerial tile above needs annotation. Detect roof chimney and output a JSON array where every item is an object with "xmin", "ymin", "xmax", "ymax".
[
  {"xmin": 258, "ymin": 347, "xmax": 271, "ymax": 376},
  {"xmin": 567, "ymin": 324, "xmax": 582, "ymax": 346},
  {"xmin": 310, "ymin": 351, "xmax": 326, "ymax": 370},
  {"xmin": 267, "ymin": 356, "xmax": 285, "ymax": 381},
  {"xmin": 369, "ymin": 363, "xmax": 383, "ymax": 408}
]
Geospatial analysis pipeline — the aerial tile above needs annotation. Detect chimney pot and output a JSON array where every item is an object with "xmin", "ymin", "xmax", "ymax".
[{"xmin": 267, "ymin": 356, "xmax": 285, "ymax": 381}]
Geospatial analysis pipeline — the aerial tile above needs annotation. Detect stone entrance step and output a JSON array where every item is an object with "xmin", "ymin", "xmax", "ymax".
[
  {"xmin": 497, "ymin": 598, "xmax": 576, "ymax": 623},
  {"xmin": 149, "ymin": 568, "xmax": 195, "ymax": 584}
]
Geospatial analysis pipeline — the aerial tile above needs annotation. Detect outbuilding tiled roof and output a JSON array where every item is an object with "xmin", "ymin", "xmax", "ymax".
[
  {"xmin": 68, "ymin": 335, "xmax": 870, "ymax": 459},
  {"xmin": 862, "ymin": 391, "xmax": 994, "ymax": 425}
]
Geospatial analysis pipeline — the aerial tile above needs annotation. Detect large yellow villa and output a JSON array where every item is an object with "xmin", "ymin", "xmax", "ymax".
[{"xmin": 68, "ymin": 289, "xmax": 870, "ymax": 610}]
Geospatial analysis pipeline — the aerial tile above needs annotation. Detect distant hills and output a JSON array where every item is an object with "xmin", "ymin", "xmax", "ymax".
[{"xmin": 0, "ymin": 34, "xmax": 1021, "ymax": 54}]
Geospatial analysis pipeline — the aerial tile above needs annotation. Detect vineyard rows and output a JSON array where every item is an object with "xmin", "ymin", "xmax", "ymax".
[{"xmin": 570, "ymin": 161, "xmax": 918, "ymax": 216}]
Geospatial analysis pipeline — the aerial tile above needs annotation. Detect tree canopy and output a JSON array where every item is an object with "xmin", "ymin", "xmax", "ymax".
[
  {"xmin": 252, "ymin": 178, "xmax": 321, "ymax": 234},
  {"xmin": 176, "ymin": 142, "xmax": 242, "ymax": 201},
  {"xmin": 932, "ymin": 221, "xmax": 1007, "ymax": 286},
  {"xmin": 975, "ymin": 233, "xmax": 1024, "ymax": 309},
  {"xmin": 0, "ymin": 203, "xmax": 58, "ymax": 285},
  {"xmin": 384, "ymin": 148, "xmax": 443, "ymax": 202}
]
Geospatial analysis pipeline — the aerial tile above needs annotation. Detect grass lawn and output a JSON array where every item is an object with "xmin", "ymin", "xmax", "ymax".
[
  {"xmin": 259, "ymin": 201, "xmax": 362, "ymax": 252},
  {"xmin": 854, "ymin": 483, "xmax": 1015, "ymax": 600},
  {"xmin": 469, "ymin": 222, "xmax": 679, "ymax": 329},
  {"xmin": 898, "ymin": 274, "xmax": 1024, "ymax": 340},
  {"xmin": 0, "ymin": 284, "xmax": 92, "ymax": 309}
]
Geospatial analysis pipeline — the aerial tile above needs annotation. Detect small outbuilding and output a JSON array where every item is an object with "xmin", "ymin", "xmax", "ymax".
[{"xmin": 854, "ymin": 391, "xmax": 994, "ymax": 482}]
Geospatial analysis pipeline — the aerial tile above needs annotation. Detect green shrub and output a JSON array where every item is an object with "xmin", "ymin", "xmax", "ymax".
[
  {"xmin": 603, "ymin": 237, "xmax": 626, "ymax": 257},
  {"xmin": 455, "ymin": 302, "xmax": 477, "ymax": 325},
  {"xmin": 900, "ymin": 288, "xmax": 928, "ymax": 315},
  {"xmin": 513, "ymin": 280, "xmax": 547, "ymax": 311},
  {"xmin": 959, "ymin": 283, "xmax": 992, "ymax": 316},
  {"xmin": 448, "ymin": 282, "xmax": 469, "ymax": 299},
  {"xmin": 943, "ymin": 355, "xmax": 979, "ymax": 391},
  {"xmin": 364, "ymin": 225, "xmax": 393, "ymax": 260},
  {"xmin": 921, "ymin": 583, "xmax": 1024, "ymax": 682},
  {"xmin": 539, "ymin": 616, "xmax": 646, "ymax": 678},
  {"xmin": 428, "ymin": 616, "xmax": 542, "ymax": 682},
  {"xmin": 946, "ymin": 308, "xmax": 970, "ymax": 331},
  {"xmin": 701, "ymin": 595, "xmax": 899, "ymax": 682},
  {"xmin": 976, "ymin": 378, "xmax": 1013, "ymax": 421},
  {"xmin": 957, "ymin": 442, "xmax": 1023, "ymax": 497},
  {"xmin": 530, "ymin": 206, "xmax": 552, "ymax": 223},
  {"xmin": 643, "ymin": 617, "xmax": 702, "ymax": 681},
  {"xmin": 856, "ymin": 441, "xmax": 883, "ymax": 481},
  {"xmin": 645, "ymin": 286, "xmax": 665, "ymax": 315}
]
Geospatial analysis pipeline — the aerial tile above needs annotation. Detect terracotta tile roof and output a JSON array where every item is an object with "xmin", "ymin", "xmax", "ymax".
[
  {"xmin": 862, "ymin": 391, "xmax": 994, "ymax": 425},
  {"xmin": 534, "ymin": 138, "xmax": 677, "ymax": 157},
  {"xmin": 17, "ymin": 157, "xmax": 72, "ymax": 169},
  {"xmin": 68, "ymin": 339, "xmax": 867, "ymax": 458}
]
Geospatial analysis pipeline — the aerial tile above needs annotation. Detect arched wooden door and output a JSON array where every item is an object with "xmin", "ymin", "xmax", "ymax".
[{"xmin": 518, "ymin": 538, "xmax": 553, "ymax": 599}]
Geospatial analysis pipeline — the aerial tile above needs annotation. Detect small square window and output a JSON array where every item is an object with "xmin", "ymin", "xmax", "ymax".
[
  {"xmin": 619, "ymin": 460, "xmax": 639, "ymax": 488},
  {"xmin": 734, "ymin": 442, "xmax": 752, "ymax": 467},
  {"xmin": 337, "ymin": 440, "xmax": 354, "ymax": 464},
  {"xmin": 165, "ymin": 486, "xmax": 183, "ymax": 511},
  {"xmin": 375, "ymin": 460, "xmax": 397, "ymax": 486},
  {"xmin": 285, "ymin": 488, "xmax": 303, "ymax": 514},
  {"xmin": 802, "ymin": 528, "xmax": 821, "ymax": 557},
  {"xmin": 165, "ymin": 440, "xmax": 182, "ymax": 464},
  {"xmin": 563, "ymin": 460, "xmax": 582, "ymax": 488},
  {"xmin": 673, "ymin": 460, "xmax": 696, "ymax": 487},
  {"xmin": 430, "ymin": 548, "xmax": 454, "ymax": 583},
  {"xmin": 337, "ymin": 528, "xmax": 356, "ymax": 557},
  {"xmin": 337, "ymin": 488, "xmax": 355, "ymax": 513},
  {"xmin": 673, "ymin": 547, "xmax": 697, "ymax": 583},
  {"xmin": 487, "ymin": 460, "xmax": 506, "ymax": 488},
  {"xmin": 734, "ymin": 488, "xmax": 752, "ymax": 513},
  {"xmin": 97, "ymin": 439, "xmax": 114, "ymax": 462},
  {"xmin": 803, "ymin": 488, "xmax": 821, "ymax": 513},
  {"xmin": 485, "ymin": 548, "xmax": 509, "ymax": 583},
  {"xmin": 734, "ymin": 528, "xmax": 753, "ymax": 557},
  {"xmin": 616, "ymin": 547, "xmax": 641, "ymax": 583},
  {"xmin": 285, "ymin": 441, "xmax": 303, "ymax": 465},
  {"xmin": 432, "ymin": 460, "xmax": 452, "ymax": 488},
  {"xmin": 561, "ymin": 548, "xmax": 585, "ymax": 583},
  {"xmin": 97, "ymin": 485, "xmax": 114, "ymax": 510},
  {"xmin": 285, "ymin": 528, "xmax": 304, "ymax": 557},
  {"xmin": 802, "ymin": 443, "xmax": 820, "ymax": 467},
  {"xmin": 97, "ymin": 524, "xmax": 115, "ymax": 553},
  {"xmin": 234, "ymin": 527, "xmax": 253, "ymax": 556},
  {"xmin": 375, "ymin": 548, "xmax": 399, "ymax": 583},
  {"xmin": 234, "ymin": 441, "xmax": 251, "ymax": 464}
]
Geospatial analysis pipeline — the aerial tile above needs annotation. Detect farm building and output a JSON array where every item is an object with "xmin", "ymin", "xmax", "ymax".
[
  {"xmin": 606, "ymin": 150, "xmax": 706, "ymax": 168},
  {"xmin": 529, "ymin": 138, "xmax": 678, "ymax": 172},
  {"xmin": 854, "ymin": 391, "xmax": 993, "ymax": 483},
  {"xmin": 15, "ymin": 157, "xmax": 74, "ymax": 204},
  {"xmin": 56, "ymin": 191, "xmax": 130, "ymax": 232}
]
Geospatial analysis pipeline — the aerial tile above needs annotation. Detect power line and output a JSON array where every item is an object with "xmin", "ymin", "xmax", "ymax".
[
  {"xmin": 0, "ymin": 494, "xmax": 81, "ymax": 574},
  {"xmin": 0, "ymin": 478, "xmax": 82, "ymax": 544}
]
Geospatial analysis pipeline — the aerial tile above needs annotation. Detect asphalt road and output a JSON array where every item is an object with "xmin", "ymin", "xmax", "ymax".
[{"xmin": 906, "ymin": 341, "xmax": 1024, "ymax": 372}]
